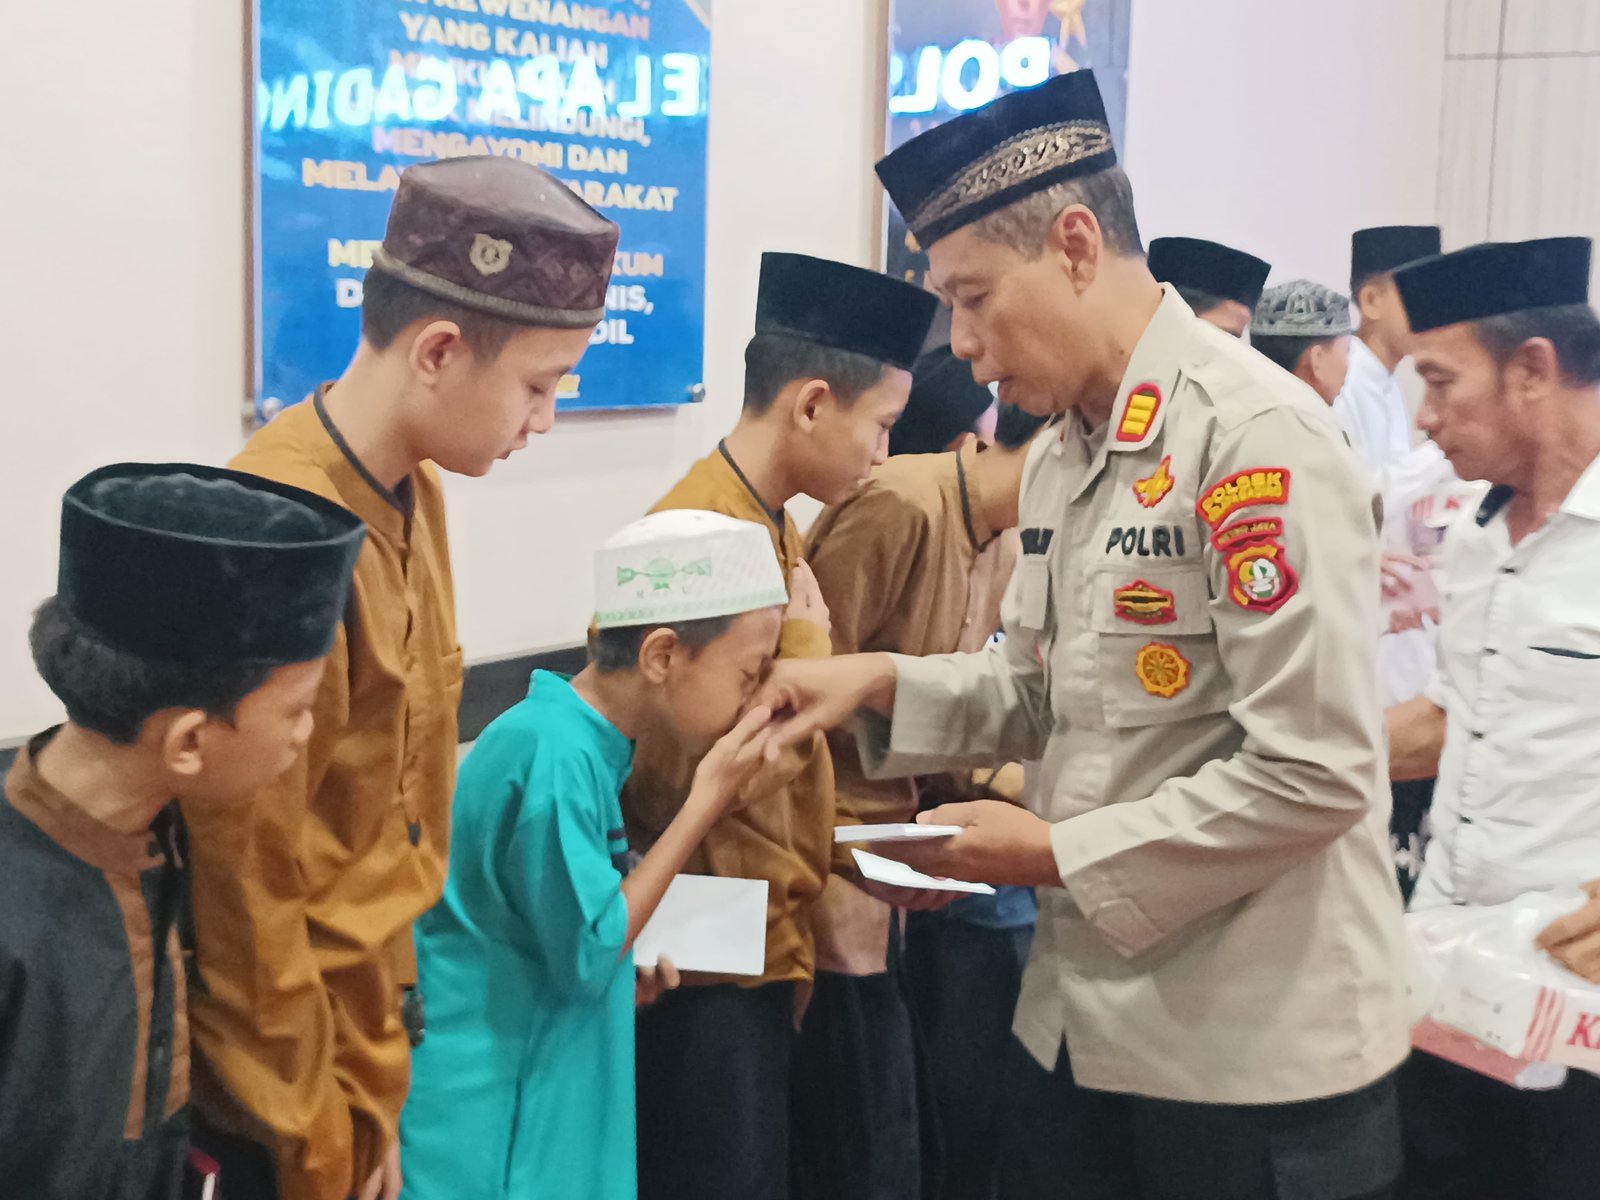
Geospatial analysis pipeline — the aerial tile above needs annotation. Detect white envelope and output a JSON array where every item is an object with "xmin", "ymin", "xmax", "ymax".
[
  {"xmin": 833, "ymin": 823, "xmax": 962, "ymax": 844},
  {"xmin": 852, "ymin": 849, "xmax": 996, "ymax": 895},
  {"xmin": 634, "ymin": 874, "xmax": 769, "ymax": 976}
]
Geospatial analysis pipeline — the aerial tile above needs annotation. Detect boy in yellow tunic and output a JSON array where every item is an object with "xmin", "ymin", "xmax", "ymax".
[
  {"xmin": 629, "ymin": 251, "xmax": 936, "ymax": 1200},
  {"xmin": 795, "ymin": 361, "xmax": 1046, "ymax": 1200},
  {"xmin": 185, "ymin": 156, "xmax": 619, "ymax": 1200}
]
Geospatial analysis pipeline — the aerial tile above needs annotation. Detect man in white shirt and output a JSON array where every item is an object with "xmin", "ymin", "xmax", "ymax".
[
  {"xmin": 1385, "ymin": 236, "xmax": 1600, "ymax": 1200},
  {"xmin": 1334, "ymin": 225, "xmax": 1442, "ymax": 476},
  {"xmin": 1146, "ymin": 236, "xmax": 1271, "ymax": 338}
]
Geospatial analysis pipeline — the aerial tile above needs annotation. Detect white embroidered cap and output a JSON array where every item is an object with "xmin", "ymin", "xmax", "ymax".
[{"xmin": 594, "ymin": 510, "xmax": 789, "ymax": 629}]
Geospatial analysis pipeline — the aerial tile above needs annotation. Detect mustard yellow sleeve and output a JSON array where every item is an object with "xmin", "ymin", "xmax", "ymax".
[{"xmin": 186, "ymin": 629, "xmax": 386, "ymax": 1200}]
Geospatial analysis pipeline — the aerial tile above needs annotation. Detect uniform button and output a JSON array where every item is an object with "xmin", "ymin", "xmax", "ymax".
[
  {"xmin": 408, "ymin": 821, "xmax": 422, "ymax": 846},
  {"xmin": 1471, "ymin": 730, "xmax": 1484, "ymax": 739},
  {"xmin": 1499, "ymin": 566, "xmax": 1516, "ymax": 575},
  {"xmin": 1484, "ymin": 647, "xmax": 1498, "ymax": 656}
]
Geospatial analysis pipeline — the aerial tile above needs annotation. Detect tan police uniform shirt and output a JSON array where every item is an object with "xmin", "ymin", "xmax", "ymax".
[
  {"xmin": 622, "ymin": 447, "xmax": 837, "ymax": 989},
  {"xmin": 187, "ymin": 393, "xmax": 462, "ymax": 1200},
  {"xmin": 860, "ymin": 288, "xmax": 1410, "ymax": 1104}
]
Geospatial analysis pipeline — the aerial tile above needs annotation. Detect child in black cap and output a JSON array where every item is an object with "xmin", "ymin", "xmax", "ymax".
[{"xmin": 0, "ymin": 463, "xmax": 363, "ymax": 1200}]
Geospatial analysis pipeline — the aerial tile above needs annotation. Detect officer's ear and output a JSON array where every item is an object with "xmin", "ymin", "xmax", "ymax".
[{"xmin": 1046, "ymin": 204, "xmax": 1101, "ymax": 290}]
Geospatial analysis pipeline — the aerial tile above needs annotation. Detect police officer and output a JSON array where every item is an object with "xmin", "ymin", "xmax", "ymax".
[
  {"xmin": 1386, "ymin": 237, "xmax": 1600, "ymax": 1200},
  {"xmin": 758, "ymin": 70, "xmax": 1408, "ymax": 1200}
]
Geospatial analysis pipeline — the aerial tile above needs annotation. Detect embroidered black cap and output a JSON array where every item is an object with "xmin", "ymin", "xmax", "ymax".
[{"xmin": 876, "ymin": 70, "xmax": 1117, "ymax": 249}]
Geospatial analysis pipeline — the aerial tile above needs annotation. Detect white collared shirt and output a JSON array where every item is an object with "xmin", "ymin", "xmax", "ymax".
[
  {"xmin": 1333, "ymin": 338, "xmax": 1412, "ymax": 478},
  {"xmin": 1413, "ymin": 453, "xmax": 1600, "ymax": 910}
]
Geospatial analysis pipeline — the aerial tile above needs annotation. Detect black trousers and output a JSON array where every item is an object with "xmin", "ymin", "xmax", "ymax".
[
  {"xmin": 1398, "ymin": 1049, "xmax": 1600, "ymax": 1200},
  {"xmin": 188, "ymin": 1110, "xmax": 280, "ymax": 1200},
  {"xmin": 904, "ymin": 915, "xmax": 1034, "ymax": 1200},
  {"xmin": 998, "ymin": 1040, "xmax": 1400, "ymax": 1200},
  {"xmin": 791, "ymin": 950, "xmax": 922, "ymax": 1200},
  {"xmin": 636, "ymin": 980, "xmax": 796, "ymax": 1200}
]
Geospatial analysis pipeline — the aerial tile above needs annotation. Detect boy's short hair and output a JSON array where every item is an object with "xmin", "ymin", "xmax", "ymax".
[
  {"xmin": 361, "ymin": 268, "xmax": 528, "ymax": 360},
  {"xmin": 1251, "ymin": 333, "xmax": 1331, "ymax": 377},
  {"xmin": 30, "ymin": 598, "xmax": 276, "ymax": 745},
  {"xmin": 742, "ymin": 332, "xmax": 888, "ymax": 415},
  {"xmin": 967, "ymin": 166, "xmax": 1145, "ymax": 260},
  {"xmin": 1473, "ymin": 303, "xmax": 1600, "ymax": 386},
  {"xmin": 587, "ymin": 614, "xmax": 736, "ymax": 674}
]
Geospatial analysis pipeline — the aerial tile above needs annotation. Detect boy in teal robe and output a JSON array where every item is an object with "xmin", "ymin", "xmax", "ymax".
[{"xmin": 401, "ymin": 511, "xmax": 789, "ymax": 1200}]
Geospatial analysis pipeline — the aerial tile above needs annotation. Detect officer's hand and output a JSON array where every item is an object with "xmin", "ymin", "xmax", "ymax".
[
  {"xmin": 866, "ymin": 801, "xmax": 1060, "ymax": 889},
  {"xmin": 756, "ymin": 653, "xmax": 897, "ymax": 759},
  {"xmin": 1536, "ymin": 881, "xmax": 1600, "ymax": 983}
]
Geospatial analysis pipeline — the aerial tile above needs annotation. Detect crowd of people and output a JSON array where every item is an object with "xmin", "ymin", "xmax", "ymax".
[{"xmin": 4, "ymin": 65, "xmax": 1600, "ymax": 1200}]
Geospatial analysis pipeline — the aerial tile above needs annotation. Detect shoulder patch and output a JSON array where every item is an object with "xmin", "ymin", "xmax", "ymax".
[
  {"xmin": 1196, "ymin": 467, "xmax": 1291, "ymax": 528},
  {"xmin": 1225, "ymin": 539, "xmax": 1298, "ymax": 614},
  {"xmin": 1210, "ymin": 516, "xmax": 1283, "ymax": 552}
]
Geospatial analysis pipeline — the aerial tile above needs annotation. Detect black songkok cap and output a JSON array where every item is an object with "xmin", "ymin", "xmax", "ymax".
[
  {"xmin": 876, "ymin": 70, "xmax": 1117, "ymax": 249},
  {"xmin": 1147, "ymin": 237, "xmax": 1271, "ymax": 309},
  {"xmin": 1393, "ymin": 238, "xmax": 1592, "ymax": 333},
  {"xmin": 1351, "ymin": 225, "xmax": 1442, "ymax": 288},
  {"xmin": 58, "ymin": 464, "xmax": 366, "ymax": 665},
  {"xmin": 889, "ymin": 347, "xmax": 995, "ymax": 456},
  {"xmin": 755, "ymin": 252, "xmax": 937, "ymax": 372},
  {"xmin": 372, "ymin": 156, "xmax": 620, "ymax": 329}
]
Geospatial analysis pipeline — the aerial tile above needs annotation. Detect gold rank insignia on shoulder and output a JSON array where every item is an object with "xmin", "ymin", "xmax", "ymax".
[
  {"xmin": 1132, "ymin": 455, "xmax": 1175, "ymax": 508},
  {"xmin": 1116, "ymin": 382, "xmax": 1162, "ymax": 443},
  {"xmin": 1113, "ymin": 579, "xmax": 1176, "ymax": 625},
  {"xmin": 1134, "ymin": 641, "xmax": 1190, "ymax": 698},
  {"xmin": 1196, "ymin": 466, "xmax": 1291, "ymax": 528}
]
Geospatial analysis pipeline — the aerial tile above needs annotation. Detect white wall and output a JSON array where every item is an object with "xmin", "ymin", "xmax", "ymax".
[
  {"xmin": 0, "ymin": 0, "xmax": 1444, "ymax": 744},
  {"xmin": 1125, "ymin": 0, "xmax": 1446, "ymax": 290}
]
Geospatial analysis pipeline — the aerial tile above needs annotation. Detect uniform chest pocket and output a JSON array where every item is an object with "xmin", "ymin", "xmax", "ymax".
[
  {"xmin": 1510, "ymin": 625, "xmax": 1600, "ymax": 708},
  {"xmin": 1089, "ymin": 567, "xmax": 1230, "ymax": 728}
]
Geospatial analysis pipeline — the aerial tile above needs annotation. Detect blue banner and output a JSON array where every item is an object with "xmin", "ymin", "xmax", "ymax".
[{"xmin": 253, "ymin": 0, "xmax": 709, "ymax": 423}]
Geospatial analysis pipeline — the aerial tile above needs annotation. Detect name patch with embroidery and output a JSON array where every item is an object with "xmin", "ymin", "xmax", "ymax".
[
  {"xmin": 1197, "ymin": 467, "xmax": 1291, "ymax": 528},
  {"xmin": 1105, "ymin": 525, "xmax": 1188, "ymax": 558},
  {"xmin": 1211, "ymin": 516, "xmax": 1284, "ymax": 553},
  {"xmin": 1113, "ymin": 580, "xmax": 1176, "ymax": 625}
]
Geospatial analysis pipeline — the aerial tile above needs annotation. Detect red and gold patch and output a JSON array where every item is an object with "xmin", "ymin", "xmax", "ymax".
[
  {"xmin": 1132, "ymin": 455, "xmax": 1175, "ymax": 508},
  {"xmin": 1226, "ymin": 540, "xmax": 1298, "ymax": 614},
  {"xmin": 1134, "ymin": 641, "xmax": 1190, "ymax": 698},
  {"xmin": 1116, "ymin": 383, "xmax": 1163, "ymax": 443},
  {"xmin": 1196, "ymin": 467, "xmax": 1291, "ymax": 528},
  {"xmin": 1211, "ymin": 516, "xmax": 1284, "ymax": 553},
  {"xmin": 1113, "ymin": 579, "xmax": 1176, "ymax": 625}
]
